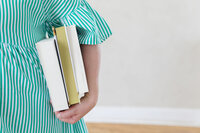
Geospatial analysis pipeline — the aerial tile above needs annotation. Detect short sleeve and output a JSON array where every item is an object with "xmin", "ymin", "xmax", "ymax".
[{"xmin": 44, "ymin": 0, "xmax": 112, "ymax": 45}]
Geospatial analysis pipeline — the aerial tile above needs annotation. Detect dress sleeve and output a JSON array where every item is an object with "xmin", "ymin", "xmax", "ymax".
[{"xmin": 45, "ymin": 0, "xmax": 112, "ymax": 45}]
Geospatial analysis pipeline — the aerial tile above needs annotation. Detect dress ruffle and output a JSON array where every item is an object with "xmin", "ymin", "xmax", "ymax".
[{"xmin": 45, "ymin": 0, "xmax": 112, "ymax": 45}]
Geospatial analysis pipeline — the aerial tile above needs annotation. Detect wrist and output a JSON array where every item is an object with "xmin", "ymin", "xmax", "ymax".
[
  {"xmin": 81, "ymin": 91, "xmax": 98, "ymax": 107},
  {"xmin": 89, "ymin": 93, "xmax": 98, "ymax": 106}
]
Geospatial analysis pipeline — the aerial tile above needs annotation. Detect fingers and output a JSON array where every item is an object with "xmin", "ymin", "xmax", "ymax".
[
  {"xmin": 67, "ymin": 116, "xmax": 78, "ymax": 124},
  {"xmin": 54, "ymin": 111, "xmax": 61, "ymax": 118},
  {"xmin": 54, "ymin": 107, "xmax": 80, "ymax": 124},
  {"xmin": 51, "ymin": 101, "xmax": 81, "ymax": 124},
  {"xmin": 55, "ymin": 108, "xmax": 75, "ymax": 119}
]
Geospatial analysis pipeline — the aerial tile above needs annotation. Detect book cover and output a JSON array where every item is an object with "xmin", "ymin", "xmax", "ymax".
[{"xmin": 35, "ymin": 37, "xmax": 69, "ymax": 112}]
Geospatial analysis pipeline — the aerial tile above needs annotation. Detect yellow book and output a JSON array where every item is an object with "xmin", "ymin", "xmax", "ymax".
[{"xmin": 55, "ymin": 26, "xmax": 80, "ymax": 106}]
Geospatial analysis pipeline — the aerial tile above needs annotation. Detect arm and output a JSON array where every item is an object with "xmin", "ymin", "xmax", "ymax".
[
  {"xmin": 54, "ymin": 44, "xmax": 101, "ymax": 124},
  {"xmin": 80, "ymin": 44, "xmax": 100, "ymax": 107}
]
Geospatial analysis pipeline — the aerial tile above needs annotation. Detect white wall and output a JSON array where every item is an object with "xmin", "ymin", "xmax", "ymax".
[{"xmin": 86, "ymin": 0, "xmax": 200, "ymax": 113}]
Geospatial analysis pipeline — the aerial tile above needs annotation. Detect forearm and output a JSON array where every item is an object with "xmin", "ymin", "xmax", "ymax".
[{"xmin": 80, "ymin": 44, "xmax": 101, "ymax": 106}]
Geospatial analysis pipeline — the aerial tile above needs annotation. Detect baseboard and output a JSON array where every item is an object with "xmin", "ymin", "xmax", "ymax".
[{"xmin": 83, "ymin": 106, "xmax": 200, "ymax": 127}]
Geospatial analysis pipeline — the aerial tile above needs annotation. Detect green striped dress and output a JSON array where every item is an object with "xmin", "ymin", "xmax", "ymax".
[{"xmin": 0, "ymin": 0, "xmax": 112, "ymax": 132}]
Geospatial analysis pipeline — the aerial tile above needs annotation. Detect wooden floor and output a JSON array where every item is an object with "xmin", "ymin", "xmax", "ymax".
[{"xmin": 86, "ymin": 123, "xmax": 200, "ymax": 133}]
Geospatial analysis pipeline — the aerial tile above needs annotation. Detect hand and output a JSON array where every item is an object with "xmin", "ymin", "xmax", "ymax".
[{"xmin": 49, "ymin": 92, "xmax": 98, "ymax": 124}]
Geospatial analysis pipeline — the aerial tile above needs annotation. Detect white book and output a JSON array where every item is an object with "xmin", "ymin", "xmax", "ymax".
[
  {"xmin": 35, "ymin": 37, "xmax": 69, "ymax": 112},
  {"xmin": 65, "ymin": 26, "xmax": 89, "ymax": 99}
]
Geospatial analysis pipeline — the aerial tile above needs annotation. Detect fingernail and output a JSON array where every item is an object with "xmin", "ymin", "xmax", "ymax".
[{"xmin": 57, "ymin": 113, "xmax": 61, "ymax": 118}]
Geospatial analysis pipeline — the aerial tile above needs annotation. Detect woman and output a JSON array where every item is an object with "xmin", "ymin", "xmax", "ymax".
[{"xmin": 0, "ymin": 0, "xmax": 112, "ymax": 132}]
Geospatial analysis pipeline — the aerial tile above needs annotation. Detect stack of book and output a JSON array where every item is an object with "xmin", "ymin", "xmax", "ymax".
[{"xmin": 35, "ymin": 25, "xmax": 89, "ymax": 112}]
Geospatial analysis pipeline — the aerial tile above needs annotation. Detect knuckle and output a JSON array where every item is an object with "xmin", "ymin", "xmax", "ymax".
[
  {"xmin": 73, "ymin": 108, "xmax": 79, "ymax": 114},
  {"xmin": 70, "ymin": 119, "xmax": 77, "ymax": 124}
]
